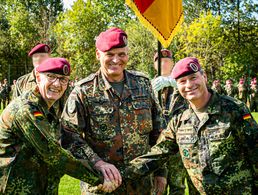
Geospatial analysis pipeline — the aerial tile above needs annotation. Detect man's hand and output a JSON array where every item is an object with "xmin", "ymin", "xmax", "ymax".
[
  {"xmin": 151, "ymin": 76, "xmax": 177, "ymax": 93},
  {"xmin": 94, "ymin": 160, "xmax": 122, "ymax": 192},
  {"xmin": 153, "ymin": 176, "xmax": 167, "ymax": 195}
]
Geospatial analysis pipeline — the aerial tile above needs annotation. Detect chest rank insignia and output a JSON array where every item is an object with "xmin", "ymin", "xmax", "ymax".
[{"xmin": 182, "ymin": 148, "xmax": 190, "ymax": 158}]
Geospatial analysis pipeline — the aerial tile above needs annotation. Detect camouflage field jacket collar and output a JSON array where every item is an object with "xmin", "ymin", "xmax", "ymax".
[
  {"xmin": 96, "ymin": 69, "xmax": 139, "ymax": 91},
  {"xmin": 181, "ymin": 90, "xmax": 221, "ymax": 121},
  {"xmin": 23, "ymin": 86, "xmax": 56, "ymax": 117},
  {"xmin": 27, "ymin": 70, "xmax": 36, "ymax": 83}
]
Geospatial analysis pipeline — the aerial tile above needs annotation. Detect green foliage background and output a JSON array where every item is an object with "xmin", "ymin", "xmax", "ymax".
[
  {"xmin": 0, "ymin": 0, "xmax": 256, "ymax": 84},
  {"xmin": 0, "ymin": 1, "xmax": 257, "ymax": 194}
]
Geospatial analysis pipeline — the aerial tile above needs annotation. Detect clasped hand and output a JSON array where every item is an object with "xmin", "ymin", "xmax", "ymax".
[{"xmin": 94, "ymin": 160, "xmax": 122, "ymax": 193}]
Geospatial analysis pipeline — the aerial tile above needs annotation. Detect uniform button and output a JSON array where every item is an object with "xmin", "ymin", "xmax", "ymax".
[{"xmin": 100, "ymin": 124, "xmax": 107, "ymax": 131}]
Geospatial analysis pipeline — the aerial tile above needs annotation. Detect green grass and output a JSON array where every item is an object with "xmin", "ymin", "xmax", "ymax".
[
  {"xmin": 59, "ymin": 175, "xmax": 80, "ymax": 195},
  {"xmin": 252, "ymin": 112, "xmax": 258, "ymax": 121}
]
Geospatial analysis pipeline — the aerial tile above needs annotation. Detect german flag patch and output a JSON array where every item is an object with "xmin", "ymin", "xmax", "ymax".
[
  {"xmin": 243, "ymin": 113, "xmax": 251, "ymax": 120},
  {"xmin": 34, "ymin": 111, "xmax": 44, "ymax": 119}
]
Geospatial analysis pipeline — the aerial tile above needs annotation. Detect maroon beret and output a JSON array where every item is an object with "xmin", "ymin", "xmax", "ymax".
[
  {"xmin": 239, "ymin": 80, "xmax": 244, "ymax": 84},
  {"xmin": 171, "ymin": 57, "xmax": 201, "ymax": 79},
  {"xmin": 154, "ymin": 49, "xmax": 172, "ymax": 61},
  {"xmin": 28, "ymin": 43, "xmax": 51, "ymax": 57},
  {"xmin": 96, "ymin": 27, "xmax": 127, "ymax": 52},
  {"xmin": 36, "ymin": 58, "xmax": 71, "ymax": 76}
]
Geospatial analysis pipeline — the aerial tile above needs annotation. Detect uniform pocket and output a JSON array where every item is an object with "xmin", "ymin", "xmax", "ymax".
[
  {"xmin": 89, "ymin": 99, "xmax": 116, "ymax": 140},
  {"xmin": 176, "ymin": 127, "xmax": 198, "ymax": 169},
  {"xmin": 207, "ymin": 124, "xmax": 231, "ymax": 141},
  {"xmin": 206, "ymin": 124, "xmax": 233, "ymax": 175},
  {"xmin": 131, "ymin": 97, "xmax": 153, "ymax": 134}
]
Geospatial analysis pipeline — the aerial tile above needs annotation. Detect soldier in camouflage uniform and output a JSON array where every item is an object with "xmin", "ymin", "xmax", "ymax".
[
  {"xmin": 237, "ymin": 78, "xmax": 248, "ymax": 104},
  {"xmin": 224, "ymin": 79, "xmax": 237, "ymax": 98},
  {"xmin": 128, "ymin": 57, "xmax": 258, "ymax": 194},
  {"xmin": 1, "ymin": 78, "xmax": 11, "ymax": 109},
  {"xmin": 211, "ymin": 79, "xmax": 225, "ymax": 95},
  {"xmin": 0, "ymin": 58, "xmax": 109, "ymax": 194},
  {"xmin": 250, "ymin": 78, "xmax": 258, "ymax": 112},
  {"xmin": 61, "ymin": 27, "xmax": 166, "ymax": 195},
  {"xmin": 12, "ymin": 43, "xmax": 50, "ymax": 99},
  {"xmin": 12, "ymin": 43, "xmax": 67, "ymax": 117},
  {"xmin": 151, "ymin": 50, "xmax": 198, "ymax": 195}
]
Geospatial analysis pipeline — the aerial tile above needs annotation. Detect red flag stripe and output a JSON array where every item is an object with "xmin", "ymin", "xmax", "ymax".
[{"xmin": 133, "ymin": 0, "xmax": 155, "ymax": 13}]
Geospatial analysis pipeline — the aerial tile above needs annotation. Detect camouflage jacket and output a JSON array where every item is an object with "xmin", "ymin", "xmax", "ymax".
[
  {"xmin": 238, "ymin": 84, "xmax": 248, "ymax": 103},
  {"xmin": 61, "ymin": 69, "xmax": 166, "ymax": 194},
  {"xmin": 0, "ymin": 83, "xmax": 10, "ymax": 97},
  {"xmin": 211, "ymin": 85, "xmax": 225, "ymax": 95},
  {"xmin": 12, "ymin": 71, "xmax": 36, "ymax": 99},
  {"xmin": 12, "ymin": 70, "xmax": 69, "ymax": 117},
  {"xmin": 0, "ymin": 87, "xmax": 101, "ymax": 194},
  {"xmin": 129, "ymin": 90, "xmax": 258, "ymax": 194},
  {"xmin": 251, "ymin": 84, "xmax": 258, "ymax": 99},
  {"xmin": 224, "ymin": 85, "xmax": 238, "ymax": 98}
]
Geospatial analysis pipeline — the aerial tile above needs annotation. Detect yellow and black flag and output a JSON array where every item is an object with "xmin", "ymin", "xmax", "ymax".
[{"xmin": 126, "ymin": 0, "xmax": 183, "ymax": 48}]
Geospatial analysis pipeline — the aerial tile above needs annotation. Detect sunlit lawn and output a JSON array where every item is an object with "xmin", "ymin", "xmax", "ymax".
[
  {"xmin": 0, "ymin": 107, "xmax": 257, "ymax": 195},
  {"xmin": 59, "ymin": 175, "xmax": 80, "ymax": 195}
]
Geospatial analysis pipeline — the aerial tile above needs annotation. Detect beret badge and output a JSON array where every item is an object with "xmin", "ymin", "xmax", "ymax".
[
  {"xmin": 189, "ymin": 63, "xmax": 199, "ymax": 72},
  {"xmin": 63, "ymin": 64, "xmax": 69, "ymax": 76},
  {"xmin": 44, "ymin": 46, "xmax": 49, "ymax": 53},
  {"xmin": 123, "ymin": 35, "xmax": 128, "ymax": 46}
]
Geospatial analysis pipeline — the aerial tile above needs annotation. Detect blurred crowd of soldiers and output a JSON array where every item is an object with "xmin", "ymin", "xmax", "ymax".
[
  {"xmin": 0, "ymin": 78, "xmax": 13, "ymax": 109},
  {"xmin": 211, "ymin": 77, "xmax": 258, "ymax": 112}
]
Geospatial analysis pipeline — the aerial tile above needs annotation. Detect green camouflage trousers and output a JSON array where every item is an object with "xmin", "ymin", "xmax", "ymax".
[{"xmin": 164, "ymin": 153, "xmax": 199, "ymax": 195}]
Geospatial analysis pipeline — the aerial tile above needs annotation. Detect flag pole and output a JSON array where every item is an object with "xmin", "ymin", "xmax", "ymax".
[{"xmin": 158, "ymin": 40, "xmax": 162, "ymax": 104}]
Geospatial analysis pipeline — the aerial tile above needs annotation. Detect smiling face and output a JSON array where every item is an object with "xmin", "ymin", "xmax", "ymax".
[
  {"xmin": 36, "ymin": 72, "xmax": 69, "ymax": 107},
  {"xmin": 96, "ymin": 47, "xmax": 129, "ymax": 82},
  {"xmin": 176, "ymin": 72, "xmax": 209, "ymax": 106}
]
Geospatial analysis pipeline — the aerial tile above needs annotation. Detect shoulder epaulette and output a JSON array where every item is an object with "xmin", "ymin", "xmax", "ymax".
[
  {"xmin": 221, "ymin": 95, "xmax": 243, "ymax": 106},
  {"xmin": 171, "ymin": 104, "xmax": 187, "ymax": 116},
  {"xmin": 75, "ymin": 73, "xmax": 96, "ymax": 87},
  {"xmin": 16, "ymin": 72, "xmax": 30, "ymax": 83},
  {"xmin": 127, "ymin": 70, "xmax": 150, "ymax": 80}
]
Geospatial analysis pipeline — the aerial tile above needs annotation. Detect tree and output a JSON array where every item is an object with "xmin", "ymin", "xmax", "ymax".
[
  {"xmin": 173, "ymin": 12, "xmax": 224, "ymax": 82},
  {"xmin": 53, "ymin": 0, "xmax": 106, "ymax": 79},
  {"xmin": 53, "ymin": 0, "xmax": 134, "ymax": 79},
  {"xmin": 125, "ymin": 20, "xmax": 156, "ymax": 78},
  {"xmin": 0, "ymin": 0, "xmax": 63, "ymax": 82}
]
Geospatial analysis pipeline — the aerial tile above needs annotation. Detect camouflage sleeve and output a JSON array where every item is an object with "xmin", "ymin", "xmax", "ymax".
[
  {"xmin": 61, "ymin": 87, "xmax": 102, "ymax": 165},
  {"xmin": 14, "ymin": 104, "xmax": 102, "ymax": 186},
  {"xmin": 11, "ymin": 82, "xmax": 21, "ymax": 100},
  {"xmin": 127, "ymin": 119, "xmax": 179, "ymax": 178},
  {"xmin": 150, "ymin": 83, "xmax": 166, "ymax": 146},
  {"xmin": 148, "ymin": 81, "xmax": 168, "ymax": 177},
  {"xmin": 239, "ymin": 104, "xmax": 258, "ymax": 188}
]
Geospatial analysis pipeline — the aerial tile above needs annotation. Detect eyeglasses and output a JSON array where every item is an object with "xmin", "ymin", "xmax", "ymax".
[{"xmin": 44, "ymin": 73, "xmax": 69, "ymax": 86}]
